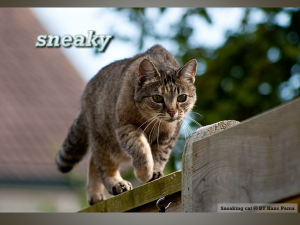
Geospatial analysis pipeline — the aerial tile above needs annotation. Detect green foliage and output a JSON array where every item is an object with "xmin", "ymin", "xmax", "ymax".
[
  {"xmin": 195, "ymin": 9, "xmax": 300, "ymax": 126},
  {"xmin": 111, "ymin": 8, "xmax": 300, "ymax": 173}
]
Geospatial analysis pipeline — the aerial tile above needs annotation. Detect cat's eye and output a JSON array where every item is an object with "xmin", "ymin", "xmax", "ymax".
[
  {"xmin": 177, "ymin": 94, "xmax": 187, "ymax": 102},
  {"xmin": 152, "ymin": 95, "xmax": 164, "ymax": 103}
]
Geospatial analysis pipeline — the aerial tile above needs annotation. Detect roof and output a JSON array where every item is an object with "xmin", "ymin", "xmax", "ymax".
[{"xmin": 0, "ymin": 8, "xmax": 88, "ymax": 185}]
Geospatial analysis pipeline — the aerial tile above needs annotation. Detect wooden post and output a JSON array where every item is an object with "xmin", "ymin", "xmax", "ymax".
[
  {"xmin": 182, "ymin": 120, "xmax": 240, "ymax": 212},
  {"xmin": 182, "ymin": 97, "xmax": 300, "ymax": 212}
]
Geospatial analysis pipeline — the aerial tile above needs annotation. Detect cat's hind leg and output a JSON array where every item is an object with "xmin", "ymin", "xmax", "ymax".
[
  {"xmin": 90, "ymin": 142, "xmax": 133, "ymax": 197},
  {"xmin": 87, "ymin": 155, "xmax": 106, "ymax": 205}
]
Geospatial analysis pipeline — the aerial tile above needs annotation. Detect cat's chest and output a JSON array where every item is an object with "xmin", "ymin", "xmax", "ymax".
[{"xmin": 143, "ymin": 122, "xmax": 179, "ymax": 145}]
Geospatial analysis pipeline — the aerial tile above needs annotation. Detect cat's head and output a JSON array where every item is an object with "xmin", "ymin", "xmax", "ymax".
[{"xmin": 135, "ymin": 58, "xmax": 197, "ymax": 123}]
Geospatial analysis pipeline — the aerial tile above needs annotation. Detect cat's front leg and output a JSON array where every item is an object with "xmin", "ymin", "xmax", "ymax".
[
  {"xmin": 116, "ymin": 124, "xmax": 154, "ymax": 182},
  {"xmin": 148, "ymin": 140, "xmax": 174, "ymax": 182}
]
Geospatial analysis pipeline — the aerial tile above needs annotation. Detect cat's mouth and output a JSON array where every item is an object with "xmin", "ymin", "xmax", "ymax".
[
  {"xmin": 158, "ymin": 114, "xmax": 182, "ymax": 122},
  {"xmin": 165, "ymin": 117, "xmax": 180, "ymax": 123}
]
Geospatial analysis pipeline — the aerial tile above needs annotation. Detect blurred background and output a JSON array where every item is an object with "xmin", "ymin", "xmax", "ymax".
[{"xmin": 0, "ymin": 7, "xmax": 299, "ymax": 212}]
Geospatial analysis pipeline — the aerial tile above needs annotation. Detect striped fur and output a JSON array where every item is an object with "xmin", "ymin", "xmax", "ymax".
[
  {"xmin": 55, "ymin": 112, "xmax": 88, "ymax": 173},
  {"xmin": 55, "ymin": 45, "xmax": 197, "ymax": 205}
]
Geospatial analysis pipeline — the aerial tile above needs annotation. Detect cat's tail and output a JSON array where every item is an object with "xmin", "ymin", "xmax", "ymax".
[{"xmin": 55, "ymin": 111, "xmax": 89, "ymax": 173}]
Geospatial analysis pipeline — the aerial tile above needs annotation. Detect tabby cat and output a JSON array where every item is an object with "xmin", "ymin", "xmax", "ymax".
[{"xmin": 55, "ymin": 45, "xmax": 197, "ymax": 205}]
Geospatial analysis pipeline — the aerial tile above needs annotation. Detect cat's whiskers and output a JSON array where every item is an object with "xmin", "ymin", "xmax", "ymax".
[
  {"xmin": 180, "ymin": 121, "xmax": 188, "ymax": 139},
  {"xmin": 156, "ymin": 113, "xmax": 165, "ymax": 120},
  {"xmin": 142, "ymin": 117, "xmax": 157, "ymax": 135},
  {"xmin": 178, "ymin": 114, "xmax": 184, "ymax": 120},
  {"xmin": 182, "ymin": 120, "xmax": 193, "ymax": 136},
  {"xmin": 131, "ymin": 116, "xmax": 157, "ymax": 147},
  {"xmin": 186, "ymin": 122, "xmax": 193, "ymax": 135},
  {"xmin": 132, "ymin": 116, "xmax": 157, "ymax": 138},
  {"xmin": 157, "ymin": 120, "xmax": 162, "ymax": 151},
  {"xmin": 190, "ymin": 110, "xmax": 203, "ymax": 118},
  {"xmin": 149, "ymin": 119, "xmax": 159, "ymax": 144},
  {"xmin": 182, "ymin": 121, "xmax": 189, "ymax": 139},
  {"xmin": 184, "ymin": 124, "xmax": 189, "ymax": 139},
  {"xmin": 128, "ymin": 116, "xmax": 158, "ymax": 151},
  {"xmin": 185, "ymin": 115, "xmax": 202, "ymax": 127}
]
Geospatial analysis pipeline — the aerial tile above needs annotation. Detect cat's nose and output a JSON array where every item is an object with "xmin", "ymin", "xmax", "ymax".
[{"xmin": 168, "ymin": 111, "xmax": 176, "ymax": 118}]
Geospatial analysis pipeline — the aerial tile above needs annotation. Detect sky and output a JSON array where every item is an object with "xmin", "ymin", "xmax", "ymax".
[
  {"xmin": 31, "ymin": 8, "xmax": 249, "ymax": 82},
  {"xmin": 31, "ymin": 8, "xmax": 296, "ymax": 101},
  {"xmin": 31, "ymin": 7, "xmax": 292, "ymax": 80},
  {"xmin": 31, "ymin": 8, "xmax": 294, "ymax": 101}
]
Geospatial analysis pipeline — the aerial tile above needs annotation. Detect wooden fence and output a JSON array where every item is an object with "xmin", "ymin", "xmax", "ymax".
[{"xmin": 80, "ymin": 97, "xmax": 300, "ymax": 212}]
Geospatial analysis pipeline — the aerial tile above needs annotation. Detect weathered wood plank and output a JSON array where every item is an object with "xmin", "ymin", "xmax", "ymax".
[
  {"xmin": 185, "ymin": 97, "xmax": 300, "ymax": 212},
  {"xmin": 181, "ymin": 120, "xmax": 240, "ymax": 212},
  {"xmin": 79, "ymin": 170, "xmax": 181, "ymax": 212},
  {"xmin": 127, "ymin": 191, "xmax": 182, "ymax": 212}
]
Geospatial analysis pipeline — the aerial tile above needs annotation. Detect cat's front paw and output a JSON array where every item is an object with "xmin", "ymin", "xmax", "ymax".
[
  {"xmin": 88, "ymin": 193, "xmax": 106, "ymax": 206},
  {"xmin": 111, "ymin": 180, "xmax": 133, "ymax": 196},
  {"xmin": 147, "ymin": 171, "xmax": 164, "ymax": 183}
]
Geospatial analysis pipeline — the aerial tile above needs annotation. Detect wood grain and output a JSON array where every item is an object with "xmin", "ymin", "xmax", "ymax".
[
  {"xmin": 79, "ymin": 170, "xmax": 181, "ymax": 212},
  {"xmin": 181, "ymin": 120, "xmax": 240, "ymax": 212},
  {"xmin": 127, "ymin": 191, "xmax": 182, "ymax": 212},
  {"xmin": 188, "ymin": 97, "xmax": 300, "ymax": 212}
]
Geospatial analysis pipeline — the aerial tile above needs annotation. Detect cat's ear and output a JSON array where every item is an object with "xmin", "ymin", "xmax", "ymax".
[
  {"xmin": 177, "ymin": 59, "xmax": 197, "ymax": 83},
  {"xmin": 138, "ymin": 59, "xmax": 160, "ymax": 85}
]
